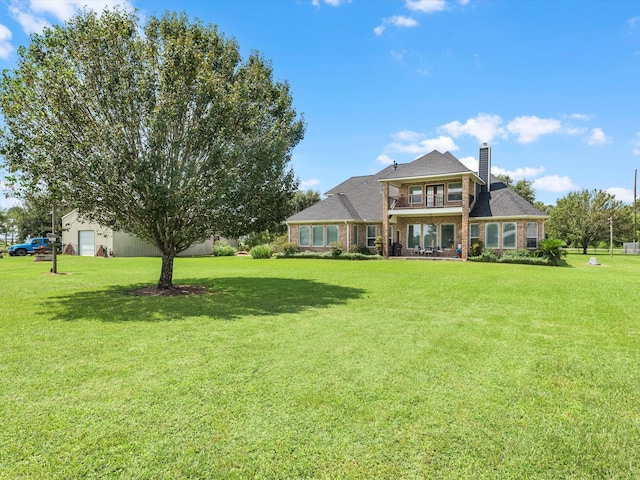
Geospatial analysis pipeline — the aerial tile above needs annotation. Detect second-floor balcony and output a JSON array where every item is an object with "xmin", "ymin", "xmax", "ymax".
[{"xmin": 390, "ymin": 193, "xmax": 464, "ymax": 210}]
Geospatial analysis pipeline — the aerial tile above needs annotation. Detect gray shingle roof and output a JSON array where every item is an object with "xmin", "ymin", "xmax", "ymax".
[
  {"xmin": 470, "ymin": 177, "xmax": 548, "ymax": 218},
  {"xmin": 287, "ymin": 151, "xmax": 547, "ymax": 224},
  {"xmin": 288, "ymin": 165, "xmax": 397, "ymax": 223},
  {"xmin": 381, "ymin": 150, "xmax": 474, "ymax": 180}
]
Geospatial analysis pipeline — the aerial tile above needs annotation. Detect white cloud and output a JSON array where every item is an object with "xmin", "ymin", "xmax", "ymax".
[
  {"xmin": 438, "ymin": 113, "xmax": 505, "ymax": 144},
  {"xmin": 28, "ymin": 0, "xmax": 134, "ymax": 21},
  {"xmin": 566, "ymin": 127, "xmax": 587, "ymax": 136},
  {"xmin": 0, "ymin": 23, "xmax": 12, "ymax": 59},
  {"xmin": 627, "ymin": 16, "xmax": 640, "ymax": 29},
  {"xmin": 506, "ymin": 116, "xmax": 562, "ymax": 143},
  {"xmin": 300, "ymin": 178, "xmax": 320, "ymax": 189},
  {"xmin": 458, "ymin": 156, "xmax": 477, "ymax": 171},
  {"xmin": 375, "ymin": 15, "xmax": 418, "ymax": 35},
  {"xmin": 587, "ymin": 127, "xmax": 611, "ymax": 145},
  {"xmin": 405, "ymin": 0, "xmax": 447, "ymax": 13},
  {"xmin": 607, "ymin": 187, "xmax": 635, "ymax": 203},
  {"xmin": 492, "ymin": 166, "xmax": 545, "ymax": 179},
  {"xmin": 376, "ymin": 154, "xmax": 396, "ymax": 166},
  {"xmin": 458, "ymin": 0, "xmax": 470, "ymax": 5},
  {"xmin": 392, "ymin": 130, "xmax": 423, "ymax": 141},
  {"xmin": 387, "ymin": 135, "xmax": 458, "ymax": 155},
  {"xmin": 8, "ymin": 5, "xmax": 48, "ymax": 34},
  {"xmin": 533, "ymin": 175, "xmax": 578, "ymax": 193},
  {"xmin": 564, "ymin": 113, "xmax": 593, "ymax": 121}
]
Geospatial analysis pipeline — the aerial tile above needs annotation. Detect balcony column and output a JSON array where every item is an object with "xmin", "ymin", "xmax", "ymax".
[
  {"xmin": 461, "ymin": 175, "xmax": 470, "ymax": 259},
  {"xmin": 382, "ymin": 182, "xmax": 390, "ymax": 258}
]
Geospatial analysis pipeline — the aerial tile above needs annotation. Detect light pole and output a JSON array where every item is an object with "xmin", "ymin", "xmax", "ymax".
[{"xmin": 609, "ymin": 216, "xmax": 613, "ymax": 258}]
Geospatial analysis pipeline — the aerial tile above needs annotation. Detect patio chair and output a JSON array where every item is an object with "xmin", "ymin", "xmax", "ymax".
[{"xmin": 413, "ymin": 245, "xmax": 420, "ymax": 255}]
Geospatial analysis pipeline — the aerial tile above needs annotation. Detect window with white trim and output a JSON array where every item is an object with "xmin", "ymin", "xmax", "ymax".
[
  {"xmin": 486, "ymin": 223, "xmax": 499, "ymax": 249},
  {"xmin": 447, "ymin": 182, "xmax": 463, "ymax": 202},
  {"xmin": 470, "ymin": 223, "xmax": 479, "ymax": 247},
  {"xmin": 312, "ymin": 225, "xmax": 324, "ymax": 247},
  {"xmin": 326, "ymin": 225, "xmax": 338, "ymax": 246},
  {"xmin": 441, "ymin": 224, "xmax": 455, "ymax": 249},
  {"xmin": 366, "ymin": 225, "xmax": 377, "ymax": 247},
  {"xmin": 299, "ymin": 226, "xmax": 310, "ymax": 247},
  {"xmin": 423, "ymin": 224, "xmax": 437, "ymax": 249},
  {"xmin": 408, "ymin": 185, "xmax": 423, "ymax": 205},
  {"xmin": 527, "ymin": 222, "xmax": 538, "ymax": 249},
  {"xmin": 502, "ymin": 222, "xmax": 517, "ymax": 249},
  {"xmin": 408, "ymin": 224, "xmax": 421, "ymax": 248}
]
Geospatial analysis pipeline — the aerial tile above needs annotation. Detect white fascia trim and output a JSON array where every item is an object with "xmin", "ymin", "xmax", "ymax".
[
  {"xmin": 470, "ymin": 215, "xmax": 550, "ymax": 221},
  {"xmin": 389, "ymin": 207, "xmax": 462, "ymax": 216},
  {"xmin": 379, "ymin": 172, "xmax": 485, "ymax": 187}
]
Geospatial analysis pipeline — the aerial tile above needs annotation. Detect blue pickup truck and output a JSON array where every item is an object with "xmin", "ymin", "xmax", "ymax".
[{"xmin": 8, "ymin": 237, "xmax": 55, "ymax": 256}]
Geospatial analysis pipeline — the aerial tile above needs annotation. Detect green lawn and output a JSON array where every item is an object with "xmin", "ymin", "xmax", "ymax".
[{"xmin": 1, "ymin": 254, "xmax": 639, "ymax": 479}]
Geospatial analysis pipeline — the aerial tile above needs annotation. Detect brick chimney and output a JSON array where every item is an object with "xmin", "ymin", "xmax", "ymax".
[{"xmin": 478, "ymin": 143, "xmax": 491, "ymax": 193}]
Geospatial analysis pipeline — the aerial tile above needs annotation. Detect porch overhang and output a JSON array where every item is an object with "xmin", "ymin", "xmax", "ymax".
[{"xmin": 388, "ymin": 207, "xmax": 463, "ymax": 216}]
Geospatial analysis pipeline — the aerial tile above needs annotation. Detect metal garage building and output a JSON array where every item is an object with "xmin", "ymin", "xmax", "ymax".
[{"xmin": 61, "ymin": 210, "xmax": 219, "ymax": 257}]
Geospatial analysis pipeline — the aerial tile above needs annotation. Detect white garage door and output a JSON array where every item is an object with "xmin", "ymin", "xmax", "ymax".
[{"xmin": 78, "ymin": 230, "xmax": 95, "ymax": 256}]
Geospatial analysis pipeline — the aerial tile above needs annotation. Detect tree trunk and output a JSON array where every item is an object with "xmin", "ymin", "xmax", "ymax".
[
  {"xmin": 582, "ymin": 245, "xmax": 588, "ymax": 255},
  {"xmin": 158, "ymin": 253, "xmax": 175, "ymax": 289}
]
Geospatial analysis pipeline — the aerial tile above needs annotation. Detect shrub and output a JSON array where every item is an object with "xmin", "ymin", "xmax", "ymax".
[
  {"xmin": 330, "ymin": 242, "xmax": 343, "ymax": 257},
  {"xmin": 352, "ymin": 244, "xmax": 372, "ymax": 255},
  {"xmin": 501, "ymin": 249, "xmax": 532, "ymax": 259},
  {"xmin": 537, "ymin": 238, "xmax": 566, "ymax": 266},
  {"xmin": 212, "ymin": 241, "xmax": 236, "ymax": 257},
  {"xmin": 275, "ymin": 250, "xmax": 382, "ymax": 260},
  {"xmin": 468, "ymin": 250, "xmax": 499, "ymax": 262},
  {"xmin": 269, "ymin": 234, "xmax": 289, "ymax": 254},
  {"xmin": 279, "ymin": 241, "xmax": 300, "ymax": 257},
  {"xmin": 471, "ymin": 240, "xmax": 484, "ymax": 257},
  {"xmin": 374, "ymin": 236, "xmax": 384, "ymax": 256},
  {"xmin": 249, "ymin": 244, "xmax": 273, "ymax": 259},
  {"xmin": 245, "ymin": 230, "xmax": 275, "ymax": 250}
]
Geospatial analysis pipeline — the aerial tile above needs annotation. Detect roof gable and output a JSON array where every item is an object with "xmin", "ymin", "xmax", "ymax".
[
  {"xmin": 470, "ymin": 176, "xmax": 548, "ymax": 218},
  {"xmin": 380, "ymin": 150, "xmax": 474, "ymax": 181}
]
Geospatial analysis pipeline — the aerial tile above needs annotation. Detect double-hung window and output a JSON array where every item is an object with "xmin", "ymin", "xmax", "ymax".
[
  {"xmin": 447, "ymin": 182, "xmax": 463, "ymax": 202},
  {"xmin": 527, "ymin": 222, "xmax": 538, "ymax": 249},
  {"xmin": 502, "ymin": 222, "xmax": 517, "ymax": 249},
  {"xmin": 408, "ymin": 185, "xmax": 423, "ymax": 206},
  {"xmin": 366, "ymin": 225, "xmax": 377, "ymax": 247},
  {"xmin": 469, "ymin": 223, "xmax": 479, "ymax": 247}
]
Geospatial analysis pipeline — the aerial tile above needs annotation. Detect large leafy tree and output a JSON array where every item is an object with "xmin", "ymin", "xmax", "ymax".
[
  {"xmin": 0, "ymin": 9, "xmax": 304, "ymax": 288},
  {"xmin": 547, "ymin": 189, "xmax": 626, "ymax": 254},
  {"xmin": 290, "ymin": 189, "xmax": 321, "ymax": 214},
  {"xmin": 497, "ymin": 174, "xmax": 536, "ymax": 204}
]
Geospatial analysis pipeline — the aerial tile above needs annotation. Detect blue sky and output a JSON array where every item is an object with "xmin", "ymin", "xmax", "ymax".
[{"xmin": 1, "ymin": 0, "xmax": 639, "ymax": 208}]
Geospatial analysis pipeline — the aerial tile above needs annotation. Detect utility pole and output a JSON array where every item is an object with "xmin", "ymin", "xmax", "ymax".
[
  {"xmin": 51, "ymin": 204, "xmax": 57, "ymax": 274},
  {"xmin": 609, "ymin": 216, "xmax": 613, "ymax": 258},
  {"xmin": 634, "ymin": 169, "xmax": 637, "ymax": 249}
]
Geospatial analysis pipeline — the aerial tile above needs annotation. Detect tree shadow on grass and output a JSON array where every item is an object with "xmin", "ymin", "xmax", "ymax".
[{"xmin": 43, "ymin": 277, "xmax": 366, "ymax": 322}]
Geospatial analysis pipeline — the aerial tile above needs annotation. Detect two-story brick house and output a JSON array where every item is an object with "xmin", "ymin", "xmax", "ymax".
[{"xmin": 286, "ymin": 144, "xmax": 548, "ymax": 259}]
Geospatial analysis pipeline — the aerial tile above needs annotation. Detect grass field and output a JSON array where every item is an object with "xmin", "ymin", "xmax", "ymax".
[{"xmin": 1, "ymin": 253, "xmax": 639, "ymax": 478}]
